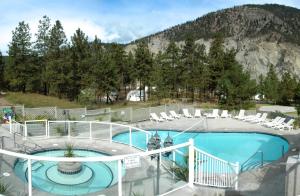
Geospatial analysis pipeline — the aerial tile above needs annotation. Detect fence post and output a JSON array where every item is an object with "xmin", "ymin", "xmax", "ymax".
[
  {"xmin": 9, "ymin": 116, "xmax": 12, "ymax": 133},
  {"xmin": 28, "ymin": 158, "xmax": 32, "ymax": 196},
  {"xmin": 164, "ymin": 104, "xmax": 167, "ymax": 113},
  {"xmin": 110, "ymin": 124, "xmax": 112, "ymax": 143},
  {"xmin": 89, "ymin": 121, "xmax": 92, "ymax": 139},
  {"xmin": 235, "ymin": 162, "xmax": 239, "ymax": 190},
  {"xmin": 54, "ymin": 107, "xmax": 57, "ymax": 119},
  {"xmin": 129, "ymin": 127, "xmax": 132, "ymax": 146},
  {"xmin": 118, "ymin": 159, "xmax": 122, "ymax": 196},
  {"xmin": 24, "ymin": 121, "xmax": 28, "ymax": 140},
  {"xmin": 68, "ymin": 121, "xmax": 71, "ymax": 138},
  {"xmin": 188, "ymin": 138, "xmax": 194, "ymax": 187},
  {"xmin": 130, "ymin": 107, "xmax": 133, "ymax": 123},
  {"xmin": 45, "ymin": 120, "xmax": 48, "ymax": 138},
  {"xmin": 22, "ymin": 105, "xmax": 25, "ymax": 117},
  {"xmin": 46, "ymin": 121, "xmax": 50, "ymax": 138}
]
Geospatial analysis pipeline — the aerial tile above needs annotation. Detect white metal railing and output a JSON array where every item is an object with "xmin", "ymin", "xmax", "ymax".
[
  {"xmin": 0, "ymin": 138, "xmax": 193, "ymax": 196},
  {"xmin": 8, "ymin": 120, "xmax": 241, "ymax": 192},
  {"xmin": 10, "ymin": 118, "xmax": 26, "ymax": 136},
  {"xmin": 24, "ymin": 120, "xmax": 151, "ymax": 149},
  {"xmin": 194, "ymin": 147, "xmax": 239, "ymax": 190}
]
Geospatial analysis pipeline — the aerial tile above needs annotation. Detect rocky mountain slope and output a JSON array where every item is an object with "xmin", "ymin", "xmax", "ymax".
[{"xmin": 126, "ymin": 4, "xmax": 300, "ymax": 78}]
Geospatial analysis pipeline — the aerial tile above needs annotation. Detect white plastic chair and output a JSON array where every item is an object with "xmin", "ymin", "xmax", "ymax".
[
  {"xmin": 182, "ymin": 109, "xmax": 193, "ymax": 118},
  {"xmin": 276, "ymin": 119, "xmax": 295, "ymax": 131},
  {"xmin": 263, "ymin": 116, "xmax": 281, "ymax": 127},
  {"xmin": 169, "ymin": 111, "xmax": 181, "ymax": 119},
  {"xmin": 160, "ymin": 112, "xmax": 174, "ymax": 121},
  {"xmin": 194, "ymin": 109, "xmax": 202, "ymax": 118},
  {"xmin": 221, "ymin": 110, "xmax": 230, "ymax": 118},
  {"xmin": 207, "ymin": 109, "xmax": 219, "ymax": 118},
  {"xmin": 244, "ymin": 113, "xmax": 261, "ymax": 122},
  {"xmin": 150, "ymin": 113, "xmax": 164, "ymax": 122},
  {"xmin": 234, "ymin": 110, "xmax": 245, "ymax": 120}
]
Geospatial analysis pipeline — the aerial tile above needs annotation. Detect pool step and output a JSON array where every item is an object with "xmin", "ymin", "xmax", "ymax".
[{"xmin": 20, "ymin": 159, "xmax": 44, "ymax": 171}]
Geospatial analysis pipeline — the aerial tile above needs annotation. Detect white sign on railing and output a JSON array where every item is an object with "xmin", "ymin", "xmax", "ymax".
[{"xmin": 124, "ymin": 155, "xmax": 141, "ymax": 169}]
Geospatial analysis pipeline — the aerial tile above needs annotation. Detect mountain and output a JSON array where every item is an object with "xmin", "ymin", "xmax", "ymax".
[{"xmin": 126, "ymin": 4, "xmax": 300, "ymax": 78}]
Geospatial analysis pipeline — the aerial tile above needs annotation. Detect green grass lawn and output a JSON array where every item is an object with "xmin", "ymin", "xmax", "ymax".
[{"xmin": 4, "ymin": 92, "xmax": 82, "ymax": 108}]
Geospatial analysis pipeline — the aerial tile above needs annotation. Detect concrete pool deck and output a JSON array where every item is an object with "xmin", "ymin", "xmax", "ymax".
[{"xmin": 0, "ymin": 117, "xmax": 300, "ymax": 196}]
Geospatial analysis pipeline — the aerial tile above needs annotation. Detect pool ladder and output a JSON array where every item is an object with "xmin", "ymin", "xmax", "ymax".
[{"xmin": 240, "ymin": 145, "xmax": 285, "ymax": 172}]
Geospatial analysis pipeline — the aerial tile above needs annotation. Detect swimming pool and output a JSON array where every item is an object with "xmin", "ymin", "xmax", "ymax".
[
  {"xmin": 113, "ymin": 130, "xmax": 289, "ymax": 170},
  {"xmin": 14, "ymin": 149, "xmax": 120, "ymax": 195}
]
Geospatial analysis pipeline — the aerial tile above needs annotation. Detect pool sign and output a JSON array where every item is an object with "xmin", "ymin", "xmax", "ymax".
[{"xmin": 124, "ymin": 155, "xmax": 141, "ymax": 169}]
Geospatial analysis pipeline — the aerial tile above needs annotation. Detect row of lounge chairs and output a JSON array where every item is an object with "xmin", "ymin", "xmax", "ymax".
[
  {"xmin": 149, "ymin": 108, "xmax": 231, "ymax": 122},
  {"xmin": 234, "ymin": 110, "xmax": 295, "ymax": 131}
]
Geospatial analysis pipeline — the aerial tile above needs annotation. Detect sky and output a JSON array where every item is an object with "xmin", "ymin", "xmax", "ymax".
[{"xmin": 0, "ymin": 0, "xmax": 299, "ymax": 54}]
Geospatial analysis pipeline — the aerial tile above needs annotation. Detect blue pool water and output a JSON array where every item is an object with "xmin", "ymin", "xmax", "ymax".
[
  {"xmin": 113, "ymin": 130, "xmax": 289, "ymax": 170},
  {"xmin": 14, "ymin": 150, "xmax": 120, "ymax": 195}
]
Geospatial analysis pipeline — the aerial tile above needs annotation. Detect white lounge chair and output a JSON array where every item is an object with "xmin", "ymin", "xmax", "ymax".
[
  {"xmin": 276, "ymin": 119, "xmax": 295, "ymax": 131},
  {"xmin": 268, "ymin": 118, "xmax": 286, "ymax": 128},
  {"xmin": 263, "ymin": 116, "xmax": 281, "ymax": 127},
  {"xmin": 244, "ymin": 113, "xmax": 261, "ymax": 122},
  {"xmin": 251, "ymin": 113, "xmax": 267, "ymax": 124},
  {"xmin": 207, "ymin": 109, "xmax": 219, "ymax": 118},
  {"xmin": 220, "ymin": 110, "xmax": 230, "ymax": 118},
  {"xmin": 182, "ymin": 109, "xmax": 193, "ymax": 118},
  {"xmin": 194, "ymin": 109, "xmax": 202, "ymax": 118},
  {"xmin": 160, "ymin": 112, "xmax": 174, "ymax": 121},
  {"xmin": 169, "ymin": 111, "xmax": 180, "ymax": 119},
  {"xmin": 150, "ymin": 113, "xmax": 164, "ymax": 122},
  {"xmin": 234, "ymin": 110, "xmax": 245, "ymax": 120}
]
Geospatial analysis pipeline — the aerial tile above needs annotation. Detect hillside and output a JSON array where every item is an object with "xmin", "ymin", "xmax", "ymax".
[{"xmin": 126, "ymin": 4, "xmax": 300, "ymax": 78}]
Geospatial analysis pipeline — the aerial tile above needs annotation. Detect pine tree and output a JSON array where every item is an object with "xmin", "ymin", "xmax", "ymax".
[
  {"xmin": 181, "ymin": 35, "xmax": 196, "ymax": 99},
  {"xmin": 0, "ymin": 52, "xmax": 5, "ymax": 90},
  {"xmin": 69, "ymin": 28, "xmax": 90, "ymax": 100},
  {"xmin": 35, "ymin": 15, "xmax": 51, "ymax": 94},
  {"xmin": 46, "ymin": 20, "xmax": 69, "ymax": 98},
  {"xmin": 6, "ymin": 21, "xmax": 33, "ymax": 92},
  {"xmin": 134, "ymin": 41, "xmax": 153, "ymax": 101},
  {"xmin": 264, "ymin": 64, "xmax": 279, "ymax": 103},
  {"xmin": 278, "ymin": 72, "xmax": 297, "ymax": 105},
  {"xmin": 165, "ymin": 41, "xmax": 180, "ymax": 98},
  {"xmin": 208, "ymin": 33, "xmax": 225, "ymax": 93}
]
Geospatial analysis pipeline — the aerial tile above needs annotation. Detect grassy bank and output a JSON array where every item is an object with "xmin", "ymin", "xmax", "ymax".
[{"xmin": 4, "ymin": 92, "xmax": 82, "ymax": 108}]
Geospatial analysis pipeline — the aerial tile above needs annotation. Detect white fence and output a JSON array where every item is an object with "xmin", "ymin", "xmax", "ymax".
[
  {"xmin": 194, "ymin": 147, "xmax": 239, "ymax": 189},
  {"xmin": 5, "ymin": 120, "xmax": 240, "ymax": 195}
]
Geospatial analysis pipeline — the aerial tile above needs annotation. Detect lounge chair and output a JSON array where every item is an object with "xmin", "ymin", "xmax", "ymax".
[
  {"xmin": 207, "ymin": 109, "xmax": 219, "ymax": 118},
  {"xmin": 150, "ymin": 113, "xmax": 164, "ymax": 122},
  {"xmin": 251, "ymin": 113, "xmax": 267, "ymax": 124},
  {"xmin": 194, "ymin": 109, "xmax": 202, "ymax": 118},
  {"xmin": 263, "ymin": 116, "xmax": 281, "ymax": 127},
  {"xmin": 244, "ymin": 113, "xmax": 261, "ymax": 122},
  {"xmin": 182, "ymin": 109, "xmax": 193, "ymax": 118},
  {"xmin": 160, "ymin": 112, "xmax": 174, "ymax": 121},
  {"xmin": 275, "ymin": 119, "xmax": 295, "ymax": 131},
  {"xmin": 220, "ymin": 110, "xmax": 230, "ymax": 118},
  {"xmin": 234, "ymin": 110, "xmax": 245, "ymax": 120},
  {"xmin": 169, "ymin": 110, "xmax": 181, "ymax": 119},
  {"xmin": 267, "ymin": 118, "xmax": 286, "ymax": 128}
]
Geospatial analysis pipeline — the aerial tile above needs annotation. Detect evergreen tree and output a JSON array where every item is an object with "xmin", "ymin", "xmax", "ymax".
[
  {"xmin": 208, "ymin": 33, "xmax": 225, "ymax": 93},
  {"xmin": 0, "ymin": 52, "xmax": 5, "ymax": 90},
  {"xmin": 6, "ymin": 21, "xmax": 33, "ymax": 92},
  {"xmin": 257, "ymin": 74, "xmax": 265, "ymax": 100},
  {"xmin": 134, "ymin": 41, "xmax": 153, "ymax": 101},
  {"xmin": 264, "ymin": 64, "xmax": 279, "ymax": 103},
  {"xmin": 278, "ymin": 72, "xmax": 297, "ymax": 105},
  {"xmin": 69, "ymin": 28, "xmax": 90, "ymax": 100},
  {"xmin": 181, "ymin": 35, "xmax": 196, "ymax": 99},
  {"xmin": 46, "ymin": 20, "xmax": 69, "ymax": 98},
  {"xmin": 194, "ymin": 44, "xmax": 210, "ymax": 101},
  {"xmin": 35, "ymin": 15, "xmax": 51, "ymax": 94},
  {"xmin": 165, "ymin": 41, "xmax": 180, "ymax": 98},
  {"xmin": 92, "ymin": 50, "xmax": 118, "ymax": 104}
]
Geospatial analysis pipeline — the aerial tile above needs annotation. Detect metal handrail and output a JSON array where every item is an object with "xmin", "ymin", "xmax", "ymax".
[{"xmin": 240, "ymin": 150, "xmax": 264, "ymax": 172}]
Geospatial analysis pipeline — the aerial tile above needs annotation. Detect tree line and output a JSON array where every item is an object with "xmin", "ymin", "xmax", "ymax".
[{"xmin": 0, "ymin": 16, "xmax": 300, "ymax": 109}]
